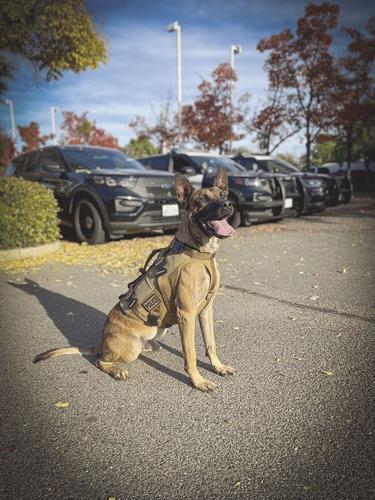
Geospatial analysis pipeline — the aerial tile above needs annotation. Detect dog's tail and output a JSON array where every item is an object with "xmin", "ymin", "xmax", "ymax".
[{"xmin": 33, "ymin": 343, "xmax": 101, "ymax": 364}]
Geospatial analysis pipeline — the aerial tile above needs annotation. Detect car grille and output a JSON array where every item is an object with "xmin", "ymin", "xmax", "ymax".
[
  {"xmin": 146, "ymin": 186, "xmax": 175, "ymax": 199},
  {"xmin": 282, "ymin": 176, "xmax": 299, "ymax": 195}
]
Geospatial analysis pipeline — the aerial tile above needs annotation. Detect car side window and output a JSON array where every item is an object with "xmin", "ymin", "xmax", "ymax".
[
  {"xmin": 149, "ymin": 156, "xmax": 169, "ymax": 171},
  {"xmin": 40, "ymin": 149, "xmax": 64, "ymax": 171},
  {"xmin": 238, "ymin": 158, "xmax": 258, "ymax": 172},
  {"xmin": 7, "ymin": 156, "xmax": 25, "ymax": 176},
  {"xmin": 23, "ymin": 151, "xmax": 41, "ymax": 173},
  {"xmin": 173, "ymin": 156, "xmax": 197, "ymax": 173}
]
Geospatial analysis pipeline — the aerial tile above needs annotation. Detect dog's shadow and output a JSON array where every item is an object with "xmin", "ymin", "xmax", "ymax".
[{"xmin": 9, "ymin": 279, "xmax": 214, "ymax": 387}]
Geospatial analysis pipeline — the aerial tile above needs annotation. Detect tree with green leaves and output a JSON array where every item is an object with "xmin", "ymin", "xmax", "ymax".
[
  {"xmin": 122, "ymin": 137, "xmax": 158, "ymax": 158},
  {"xmin": 0, "ymin": 0, "xmax": 108, "ymax": 95},
  {"xmin": 330, "ymin": 17, "xmax": 375, "ymax": 168}
]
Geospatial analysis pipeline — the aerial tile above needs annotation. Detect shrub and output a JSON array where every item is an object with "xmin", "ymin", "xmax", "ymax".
[{"xmin": 0, "ymin": 177, "xmax": 60, "ymax": 249}]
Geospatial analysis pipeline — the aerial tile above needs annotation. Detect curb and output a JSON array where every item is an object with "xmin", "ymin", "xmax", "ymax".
[{"xmin": 0, "ymin": 241, "xmax": 61, "ymax": 262}]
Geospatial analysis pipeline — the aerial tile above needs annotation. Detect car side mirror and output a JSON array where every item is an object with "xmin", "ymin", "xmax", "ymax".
[{"xmin": 180, "ymin": 166, "xmax": 196, "ymax": 175}]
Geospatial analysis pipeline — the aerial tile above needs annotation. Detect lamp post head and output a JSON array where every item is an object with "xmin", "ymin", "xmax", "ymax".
[
  {"xmin": 168, "ymin": 21, "xmax": 180, "ymax": 32},
  {"xmin": 232, "ymin": 44, "xmax": 242, "ymax": 55}
]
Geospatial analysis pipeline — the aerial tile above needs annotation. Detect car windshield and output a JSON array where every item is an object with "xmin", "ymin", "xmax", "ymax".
[
  {"xmin": 259, "ymin": 159, "xmax": 299, "ymax": 174},
  {"xmin": 191, "ymin": 155, "xmax": 245, "ymax": 173},
  {"xmin": 61, "ymin": 148, "xmax": 146, "ymax": 171}
]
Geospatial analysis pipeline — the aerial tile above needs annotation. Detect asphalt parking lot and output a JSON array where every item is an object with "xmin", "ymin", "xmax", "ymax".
[{"xmin": 1, "ymin": 195, "xmax": 374, "ymax": 499}]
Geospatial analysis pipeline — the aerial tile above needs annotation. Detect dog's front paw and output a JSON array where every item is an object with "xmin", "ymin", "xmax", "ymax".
[
  {"xmin": 113, "ymin": 369, "xmax": 129, "ymax": 381},
  {"xmin": 193, "ymin": 378, "xmax": 218, "ymax": 392},
  {"xmin": 215, "ymin": 364, "xmax": 235, "ymax": 376}
]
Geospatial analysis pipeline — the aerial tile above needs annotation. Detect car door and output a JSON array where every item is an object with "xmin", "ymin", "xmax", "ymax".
[{"xmin": 39, "ymin": 148, "xmax": 71, "ymax": 214}]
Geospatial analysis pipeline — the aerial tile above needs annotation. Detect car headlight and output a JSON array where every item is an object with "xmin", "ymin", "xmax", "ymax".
[
  {"xmin": 233, "ymin": 177, "xmax": 260, "ymax": 186},
  {"xmin": 303, "ymin": 179, "xmax": 323, "ymax": 188},
  {"xmin": 93, "ymin": 176, "xmax": 138, "ymax": 188}
]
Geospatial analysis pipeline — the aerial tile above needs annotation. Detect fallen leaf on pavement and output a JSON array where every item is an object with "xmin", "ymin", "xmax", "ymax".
[
  {"xmin": 309, "ymin": 296, "xmax": 319, "ymax": 301},
  {"xmin": 320, "ymin": 370, "xmax": 334, "ymax": 377},
  {"xmin": 234, "ymin": 481, "xmax": 241, "ymax": 488},
  {"xmin": 54, "ymin": 402, "xmax": 69, "ymax": 408}
]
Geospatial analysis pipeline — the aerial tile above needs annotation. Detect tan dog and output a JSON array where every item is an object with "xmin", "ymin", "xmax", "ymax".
[{"xmin": 34, "ymin": 168, "xmax": 235, "ymax": 392}]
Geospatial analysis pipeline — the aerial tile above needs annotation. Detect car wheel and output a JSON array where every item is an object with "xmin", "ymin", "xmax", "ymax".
[
  {"xmin": 73, "ymin": 199, "xmax": 107, "ymax": 245},
  {"xmin": 342, "ymin": 192, "xmax": 352, "ymax": 204},
  {"xmin": 229, "ymin": 207, "xmax": 242, "ymax": 228}
]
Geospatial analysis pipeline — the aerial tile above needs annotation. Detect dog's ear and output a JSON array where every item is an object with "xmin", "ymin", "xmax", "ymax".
[
  {"xmin": 214, "ymin": 167, "xmax": 228, "ymax": 195},
  {"xmin": 175, "ymin": 173, "xmax": 194, "ymax": 208}
]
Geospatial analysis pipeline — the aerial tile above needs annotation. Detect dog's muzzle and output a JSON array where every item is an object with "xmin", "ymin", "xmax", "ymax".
[{"xmin": 198, "ymin": 199, "xmax": 235, "ymax": 239}]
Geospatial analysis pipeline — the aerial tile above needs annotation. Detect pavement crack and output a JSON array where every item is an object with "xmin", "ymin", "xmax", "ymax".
[{"xmin": 222, "ymin": 283, "xmax": 375, "ymax": 324}]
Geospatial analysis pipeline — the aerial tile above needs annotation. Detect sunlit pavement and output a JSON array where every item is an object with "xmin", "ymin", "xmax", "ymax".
[{"xmin": 1, "ymin": 195, "xmax": 374, "ymax": 499}]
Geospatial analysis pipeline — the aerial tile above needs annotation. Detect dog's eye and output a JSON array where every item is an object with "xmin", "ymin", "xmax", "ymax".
[
  {"xmin": 220, "ymin": 192, "xmax": 227, "ymax": 199},
  {"xmin": 200, "ymin": 195, "xmax": 209, "ymax": 204}
]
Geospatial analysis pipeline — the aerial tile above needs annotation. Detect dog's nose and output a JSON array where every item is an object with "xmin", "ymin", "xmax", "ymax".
[{"xmin": 223, "ymin": 200, "xmax": 232, "ymax": 211}]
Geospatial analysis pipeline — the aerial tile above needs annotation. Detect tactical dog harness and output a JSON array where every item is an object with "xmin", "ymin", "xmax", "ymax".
[{"xmin": 118, "ymin": 239, "xmax": 219, "ymax": 328}]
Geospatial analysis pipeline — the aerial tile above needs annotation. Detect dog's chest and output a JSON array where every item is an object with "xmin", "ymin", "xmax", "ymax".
[{"xmin": 194, "ymin": 267, "xmax": 211, "ymax": 305}]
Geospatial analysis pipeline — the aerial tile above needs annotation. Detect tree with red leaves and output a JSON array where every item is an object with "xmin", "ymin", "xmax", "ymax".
[
  {"xmin": 182, "ymin": 64, "xmax": 247, "ymax": 153},
  {"xmin": 331, "ymin": 16, "xmax": 375, "ymax": 168},
  {"xmin": 258, "ymin": 3, "xmax": 339, "ymax": 168},
  {"xmin": 249, "ymin": 82, "xmax": 300, "ymax": 154},
  {"xmin": 0, "ymin": 128, "xmax": 15, "ymax": 175},
  {"xmin": 60, "ymin": 111, "xmax": 119, "ymax": 149},
  {"xmin": 129, "ymin": 98, "xmax": 179, "ymax": 153},
  {"xmin": 17, "ymin": 122, "xmax": 52, "ymax": 152}
]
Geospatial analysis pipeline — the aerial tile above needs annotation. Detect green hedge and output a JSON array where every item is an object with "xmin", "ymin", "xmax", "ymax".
[{"xmin": 0, "ymin": 177, "xmax": 60, "ymax": 249}]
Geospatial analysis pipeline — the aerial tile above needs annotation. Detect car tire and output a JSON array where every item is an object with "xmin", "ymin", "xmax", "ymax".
[
  {"xmin": 342, "ymin": 192, "xmax": 352, "ymax": 204},
  {"xmin": 229, "ymin": 207, "xmax": 242, "ymax": 228},
  {"xmin": 73, "ymin": 199, "xmax": 107, "ymax": 245}
]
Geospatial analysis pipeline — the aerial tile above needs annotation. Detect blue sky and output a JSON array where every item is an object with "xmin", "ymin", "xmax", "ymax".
[{"xmin": 1, "ymin": 0, "xmax": 373, "ymax": 155}]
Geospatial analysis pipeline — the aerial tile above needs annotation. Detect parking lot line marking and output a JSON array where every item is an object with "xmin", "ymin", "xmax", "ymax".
[{"xmin": 221, "ymin": 283, "xmax": 375, "ymax": 324}]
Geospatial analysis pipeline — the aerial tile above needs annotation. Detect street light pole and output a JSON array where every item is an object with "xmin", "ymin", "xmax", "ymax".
[
  {"xmin": 168, "ymin": 21, "xmax": 182, "ymax": 143},
  {"xmin": 230, "ymin": 44, "xmax": 242, "ymax": 71},
  {"xmin": 50, "ymin": 106, "xmax": 59, "ymax": 145},
  {"xmin": 228, "ymin": 45, "xmax": 242, "ymax": 153},
  {"xmin": 5, "ymin": 99, "xmax": 16, "ymax": 143}
]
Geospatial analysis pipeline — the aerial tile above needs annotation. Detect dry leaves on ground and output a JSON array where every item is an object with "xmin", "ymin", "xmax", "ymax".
[
  {"xmin": 0, "ymin": 235, "xmax": 173, "ymax": 275},
  {"xmin": 54, "ymin": 402, "xmax": 70, "ymax": 408}
]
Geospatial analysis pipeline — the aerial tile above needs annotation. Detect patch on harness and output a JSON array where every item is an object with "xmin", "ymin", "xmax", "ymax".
[{"xmin": 142, "ymin": 293, "xmax": 161, "ymax": 312}]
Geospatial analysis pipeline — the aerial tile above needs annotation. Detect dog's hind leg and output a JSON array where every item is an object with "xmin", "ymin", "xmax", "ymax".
[
  {"xmin": 96, "ymin": 334, "xmax": 142, "ymax": 381},
  {"xmin": 143, "ymin": 328, "xmax": 167, "ymax": 352}
]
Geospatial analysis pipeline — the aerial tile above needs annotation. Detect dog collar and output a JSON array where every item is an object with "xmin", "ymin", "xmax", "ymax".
[
  {"xmin": 173, "ymin": 239, "xmax": 215, "ymax": 260},
  {"xmin": 182, "ymin": 248, "xmax": 216, "ymax": 260}
]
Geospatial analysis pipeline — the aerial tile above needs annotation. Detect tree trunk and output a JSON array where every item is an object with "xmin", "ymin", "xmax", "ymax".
[
  {"xmin": 347, "ymin": 141, "xmax": 353, "ymax": 170},
  {"xmin": 305, "ymin": 118, "xmax": 311, "ymax": 169}
]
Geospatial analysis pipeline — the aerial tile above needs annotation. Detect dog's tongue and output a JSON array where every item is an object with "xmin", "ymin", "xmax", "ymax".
[{"xmin": 209, "ymin": 219, "xmax": 235, "ymax": 237}]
